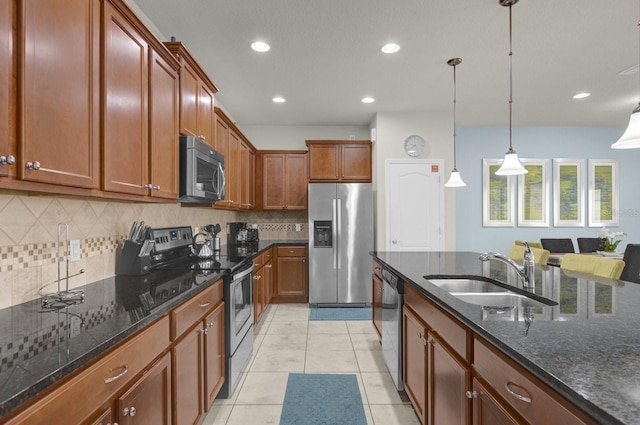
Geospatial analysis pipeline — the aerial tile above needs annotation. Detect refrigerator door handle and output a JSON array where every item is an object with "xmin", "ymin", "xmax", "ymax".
[
  {"xmin": 337, "ymin": 198, "xmax": 342, "ymax": 269},
  {"xmin": 332, "ymin": 199, "xmax": 338, "ymax": 269}
]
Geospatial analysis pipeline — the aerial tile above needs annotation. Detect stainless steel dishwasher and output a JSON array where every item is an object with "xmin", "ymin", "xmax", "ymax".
[{"xmin": 381, "ymin": 267, "xmax": 404, "ymax": 391}]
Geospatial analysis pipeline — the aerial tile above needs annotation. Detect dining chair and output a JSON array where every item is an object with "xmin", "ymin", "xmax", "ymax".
[
  {"xmin": 620, "ymin": 244, "xmax": 640, "ymax": 283},
  {"xmin": 514, "ymin": 240, "xmax": 543, "ymax": 249},
  {"xmin": 560, "ymin": 253, "xmax": 625, "ymax": 279},
  {"xmin": 540, "ymin": 238, "xmax": 575, "ymax": 253},
  {"xmin": 576, "ymin": 237, "xmax": 605, "ymax": 253},
  {"xmin": 508, "ymin": 245, "xmax": 550, "ymax": 265}
]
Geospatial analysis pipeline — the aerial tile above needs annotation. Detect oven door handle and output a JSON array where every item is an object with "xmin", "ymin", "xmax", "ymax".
[{"xmin": 232, "ymin": 263, "xmax": 254, "ymax": 280}]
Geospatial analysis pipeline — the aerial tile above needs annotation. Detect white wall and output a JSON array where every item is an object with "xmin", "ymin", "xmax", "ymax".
[
  {"xmin": 239, "ymin": 125, "xmax": 369, "ymax": 150},
  {"xmin": 373, "ymin": 111, "xmax": 456, "ymax": 251}
]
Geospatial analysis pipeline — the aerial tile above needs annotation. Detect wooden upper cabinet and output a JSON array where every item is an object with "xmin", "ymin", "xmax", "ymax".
[
  {"xmin": 102, "ymin": 1, "xmax": 149, "ymax": 196},
  {"xmin": 163, "ymin": 42, "xmax": 218, "ymax": 146},
  {"xmin": 227, "ymin": 128, "xmax": 241, "ymax": 208},
  {"xmin": 20, "ymin": 0, "xmax": 100, "ymax": 188},
  {"xmin": 0, "ymin": 0, "xmax": 12, "ymax": 178},
  {"xmin": 306, "ymin": 140, "xmax": 372, "ymax": 182},
  {"xmin": 239, "ymin": 140, "xmax": 255, "ymax": 209},
  {"xmin": 259, "ymin": 151, "xmax": 308, "ymax": 210},
  {"xmin": 149, "ymin": 49, "xmax": 179, "ymax": 200}
]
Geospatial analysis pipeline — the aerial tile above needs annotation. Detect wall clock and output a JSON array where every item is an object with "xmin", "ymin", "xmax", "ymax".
[{"xmin": 404, "ymin": 135, "xmax": 425, "ymax": 157}]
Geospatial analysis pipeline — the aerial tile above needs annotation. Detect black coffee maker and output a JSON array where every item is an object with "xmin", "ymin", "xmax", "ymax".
[{"xmin": 227, "ymin": 222, "xmax": 247, "ymax": 245}]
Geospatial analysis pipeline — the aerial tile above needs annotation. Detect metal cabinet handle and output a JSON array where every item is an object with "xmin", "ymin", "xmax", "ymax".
[
  {"xmin": 26, "ymin": 161, "xmax": 41, "ymax": 170},
  {"xmin": 266, "ymin": 264, "xmax": 272, "ymax": 268},
  {"xmin": 144, "ymin": 183, "xmax": 153, "ymax": 189},
  {"xmin": 466, "ymin": 390, "xmax": 479, "ymax": 399},
  {"xmin": 200, "ymin": 135, "xmax": 206, "ymax": 140},
  {"xmin": 0, "ymin": 155, "xmax": 15, "ymax": 165},
  {"xmin": 199, "ymin": 301, "xmax": 211, "ymax": 308},
  {"xmin": 104, "ymin": 364, "xmax": 128, "ymax": 384},
  {"xmin": 154, "ymin": 185, "xmax": 161, "ymax": 191},
  {"xmin": 505, "ymin": 382, "xmax": 532, "ymax": 403},
  {"xmin": 199, "ymin": 327, "xmax": 208, "ymax": 335},
  {"xmin": 122, "ymin": 406, "xmax": 137, "ymax": 417}
]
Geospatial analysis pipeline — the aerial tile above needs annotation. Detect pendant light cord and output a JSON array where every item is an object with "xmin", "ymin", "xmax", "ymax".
[
  {"xmin": 453, "ymin": 62, "xmax": 458, "ymax": 169},
  {"xmin": 508, "ymin": 3, "xmax": 514, "ymax": 151}
]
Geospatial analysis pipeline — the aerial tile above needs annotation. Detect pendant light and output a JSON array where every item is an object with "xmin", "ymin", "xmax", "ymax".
[
  {"xmin": 612, "ymin": 1, "xmax": 640, "ymax": 149},
  {"xmin": 495, "ymin": 0, "xmax": 528, "ymax": 176},
  {"xmin": 445, "ymin": 58, "xmax": 466, "ymax": 187}
]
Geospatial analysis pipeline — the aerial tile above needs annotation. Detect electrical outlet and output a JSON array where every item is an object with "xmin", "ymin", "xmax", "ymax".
[
  {"xmin": 295, "ymin": 223, "xmax": 301, "ymax": 232},
  {"xmin": 70, "ymin": 240, "xmax": 81, "ymax": 262}
]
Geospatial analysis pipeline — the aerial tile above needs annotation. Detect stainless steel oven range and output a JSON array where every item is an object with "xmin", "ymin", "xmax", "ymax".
[{"xmin": 217, "ymin": 259, "xmax": 254, "ymax": 398}]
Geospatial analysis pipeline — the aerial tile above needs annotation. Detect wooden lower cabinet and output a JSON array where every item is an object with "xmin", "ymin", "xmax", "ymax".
[
  {"xmin": 173, "ymin": 320, "xmax": 205, "ymax": 425},
  {"xmin": 471, "ymin": 378, "xmax": 521, "ymax": 425},
  {"xmin": 274, "ymin": 246, "xmax": 308, "ymax": 302},
  {"xmin": 116, "ymin": 352, "xmax": 172, "ymax": 425},
  {"xmin": 253, "ymin": 265, "xmax": 265, "ymax": 325},
  {"xmin": 428, "ymin": 333, "xmax": 469, "ymax": 425},
  {"xmin": 403, "ymin": 306, "xmax": 427, "ymax": 424},
  {"xmin": 204, "ymin": 303, "xmax": 225, "ymax": 407}
]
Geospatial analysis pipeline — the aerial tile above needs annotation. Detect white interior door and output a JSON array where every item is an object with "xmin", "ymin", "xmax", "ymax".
[{"xmin": 386, "ymin": 159, "xmax": 444, "ymax": 251}]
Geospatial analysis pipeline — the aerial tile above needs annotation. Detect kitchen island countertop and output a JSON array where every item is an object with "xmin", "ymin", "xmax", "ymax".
[{"xmin": 372, "ymin": 250, "xmax": 640, "ymax": 425}]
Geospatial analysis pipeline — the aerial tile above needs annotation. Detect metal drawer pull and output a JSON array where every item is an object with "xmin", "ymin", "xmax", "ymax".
[
  {"xmin": 199, "ymin": 301, "xmax": 211, "ymax": 308},
  {"xmin": 0, "ymin": 155, "xmax": 15, "ymax": 165},
  {"xmin": 505, "ymin": 382, "xmax": 532, "ymax": 403},
  {"xmin": 26, "ymin": 161, "xmax": 41, "ymax": 170},
  {"xmin": 122, "ymin": 406, "xmax": 137, "ymax": 416},
  {"xmin": 465, "ymin": 391, "xmax": 479, "ymax": 399},
  {"xmin": 104, "ymin": 364, "xmax": 128, "ymax": 384}
]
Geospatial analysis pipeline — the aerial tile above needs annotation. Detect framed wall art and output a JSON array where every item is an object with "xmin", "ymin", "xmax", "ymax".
[
  {"xmin": 553, "ymin": 159, "xmax": 585, "ymax": 227},
  {"xmin": 588, "ymin": 159, "xmax": 619, "ymax": 227},
  {"xmin": 482, "ymin": 159, "xmax": 515, "ymax": 227},
  {"xmin": 517, "ymin": 159, "xmax": 550, "ymax": 227}
]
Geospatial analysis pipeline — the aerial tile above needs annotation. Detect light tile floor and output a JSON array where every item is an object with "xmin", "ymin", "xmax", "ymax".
[{"xmin": 202, "ymin": 303, "xmax": 420, "ymax": 425}]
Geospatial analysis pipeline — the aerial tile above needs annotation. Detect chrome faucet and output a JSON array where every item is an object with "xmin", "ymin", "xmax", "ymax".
[{"xmin": 479, "ymin": 241, "xmax": 535, "ymax": 289}]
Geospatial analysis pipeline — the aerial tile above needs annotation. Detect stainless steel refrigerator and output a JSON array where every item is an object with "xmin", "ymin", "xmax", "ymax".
[{"xmin": 308, "ymin": 183, "xmax": 373, "ymax": 306}]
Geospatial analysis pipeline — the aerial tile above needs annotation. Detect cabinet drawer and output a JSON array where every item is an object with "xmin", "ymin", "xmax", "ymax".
[
  {"xmin": 372, "ymin": 259, "xmax": 383, "ymax": 279},
  {"xmin": 473, "ymin": 336, "xmax": 595, "ymax": 425},
  {"xmin": 5, "ymin": 316, "xmax": 170, "ymax": 425},
  {"xmin": 264, "ymin": 247, "xmax": 274, "ymax": 262},
  {"xmin": 171, "ymin": 280, "xmax": 223, "ymax": 340},
  {"xmin": 405, "ymin": 284, "xmax": 469, "ymax": 361},
  {"xmin": 253, "ymin": 252, "xmax": 265, "ymax": 269},
  {"xmin": 277, "ymin": 246, "xmax": 306, "ymax": 257}
]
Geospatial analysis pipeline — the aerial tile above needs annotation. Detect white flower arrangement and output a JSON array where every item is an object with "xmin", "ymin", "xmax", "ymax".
[{"xmin": 597, "ymin": 227, "xmax": 626, "ymax": 252}]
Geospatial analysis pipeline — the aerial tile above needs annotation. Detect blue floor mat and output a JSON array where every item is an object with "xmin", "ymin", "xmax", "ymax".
[
  {"xmin": 309, "ymin": 307, "xmax": 371, "ymax": 321},
  {"xmin": 280, "ymin": 373, "xmax": 367, "ymax": 425}
]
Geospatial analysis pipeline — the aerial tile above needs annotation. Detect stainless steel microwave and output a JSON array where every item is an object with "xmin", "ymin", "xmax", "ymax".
[{"xmin": 179, "ymin": 136, "xmax": 225, "ymax": 203}]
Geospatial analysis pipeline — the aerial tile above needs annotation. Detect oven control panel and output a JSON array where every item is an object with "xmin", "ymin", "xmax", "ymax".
[{"xmin": 150, "ymin": 226, "xmax": 193, "ymax": 252}]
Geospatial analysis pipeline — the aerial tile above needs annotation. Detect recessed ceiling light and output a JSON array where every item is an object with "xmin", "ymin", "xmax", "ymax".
[
  {"xmin": 573, "ymin": 92, "xmax": 590, "ymax": 99},
  {"xmin": 361, "ymin": 97, "xmax": 375, "ymax": 104},
  {"xmin": 272, "ymin": 97, "xmax": 286, "ymax": 103},
  {"xmin": 251, "ymin": 41, "xmax": 270, "ymax": 52},
  {"xmin": 381, "ymin": 43, "xmax": 400, "ymax": 54}
]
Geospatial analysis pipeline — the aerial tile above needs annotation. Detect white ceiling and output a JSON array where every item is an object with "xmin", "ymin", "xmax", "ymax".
[{"xmin": 131, "ymin": 0, "xmax": 640, "ymax": 128}]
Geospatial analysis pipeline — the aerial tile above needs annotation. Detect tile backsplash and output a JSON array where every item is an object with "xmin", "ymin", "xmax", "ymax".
[{"xmin": 0, "ymin": 193, "xmax": 308, "ymax": 309}]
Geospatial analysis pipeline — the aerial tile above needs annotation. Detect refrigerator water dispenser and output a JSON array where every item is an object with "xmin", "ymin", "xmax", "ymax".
[{"xmin": 313, "ymin": 221, "xmax": 332, "ymax": 247}]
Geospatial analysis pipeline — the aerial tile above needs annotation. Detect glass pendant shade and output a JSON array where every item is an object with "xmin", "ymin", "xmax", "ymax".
[
  {"xmin": 445, "ymin": 169, "xmax": 466, "ymax": 187},
  {"xmin": 612, "ymin": 105, "xmax": 640, "ymax": 149},
  {"xmin": 495, "ymin": 149, "xmax": 528, "ymax": 175}
]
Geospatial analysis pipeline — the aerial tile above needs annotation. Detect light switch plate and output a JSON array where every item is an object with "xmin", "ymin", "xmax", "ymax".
[{"xmin": 70, "ymin": 240, "xmax": 81, "ymax": 262}]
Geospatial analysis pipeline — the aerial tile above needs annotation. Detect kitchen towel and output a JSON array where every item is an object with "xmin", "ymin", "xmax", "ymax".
[
  {"xmin": 309, "ymin": 307, "xmax": 371, "ymax": 321},
  {"xmin": 279, "ymin": 373, "xmax": 367, "ymax": 425}
]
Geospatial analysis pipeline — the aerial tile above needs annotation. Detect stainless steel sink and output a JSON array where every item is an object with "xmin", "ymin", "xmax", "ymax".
[
  {"xmin": 427, "ymin": 278, "xmax": 556, "ymax": 308},
  {"xmin": 428, "ymin": 278, "xmax": 508, "ymax": 293},
  {"xmin": 448, "ymin": 292, "xmax": 548, "ymax": 308}
]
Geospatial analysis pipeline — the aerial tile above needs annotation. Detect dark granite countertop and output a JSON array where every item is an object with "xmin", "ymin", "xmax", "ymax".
[
  {"xmin": 0, "ymin": 240, "xmax": 306, "ymax": 418},
  {"xmin": 372, "ymin": 251, "xmax": 640, "ymax": 425}
]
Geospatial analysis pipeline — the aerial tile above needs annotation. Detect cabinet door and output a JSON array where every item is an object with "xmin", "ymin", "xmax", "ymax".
[
  {"xmin": 372, "ymin": 273, "xmax": 383, "ymax": 340},
  {"xmin": 264, "ymin": 258, "xmax": 273, "ymax": 305},
  {"xmin": 471, "ymin": 378, "xmax": 522, "ymax": 425},
  {"xmin": 20, "ymin": 0, "xmax": 100, "ymax": 188},
  {"xmin": 0, "ymin": 0, "xmax": 12, "ymax": 178},
  {"xmin": 308, "ymin": 144, "xmax": 339, "ymax": 180},
  {"xmin": 262, "ymin": 154, "xmax": 286, "ymax": 210},
  {"xmin": 276, "ymin": 256, "xmax": 307, "ymax": 297},
  {"xmin": 116, "ymin": 352, "xmax": 172, "ymax": 425},
  {"xmin": 179, "ymin": 60, "xmax": 198, "ymax": 137},
  {"xmin": 240, "ymin": 141, "xmax": 255, "ymax": 209},
  {"xmin": 103, "ymin": 1, "xmax": 148, "ymax": 195},
  {"xmin": 428, "ymin": 333, "xmax": 470, "ymax": 425},
  {"xmin": 213, "ymin": 113, "xmax": 229, "ymax": 208},
  {"xmin": 284, "ymin": 154, "xmax": 308, "ymax": 210},
  {"xmin": 149, "ymin": 48, "xmax": 179, "ymax": 199},
  {"xmin": 197, "ymin": 82, "xmax": 214, "ymax": 144},
  {"xmin": 403, "ymin": 306, "xmax": 427, "ymax": 425},
  {"xmin": 341, "ymin": 144, "xmax": 372, "ymax": 181},
  {"xmin": 204, "ymin": 302, "xmax": 225, "ymax": 408},
  {"xmin": 227, "ymin": 129, "xmax": 241, "ymax": 208},
  {"xmin": 173, "ymin": 325, "xmax": 204, "ymax": 425},
  {"xmin": 253, "ymin": 267, "xmax": 264, "ymax": 324}
]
